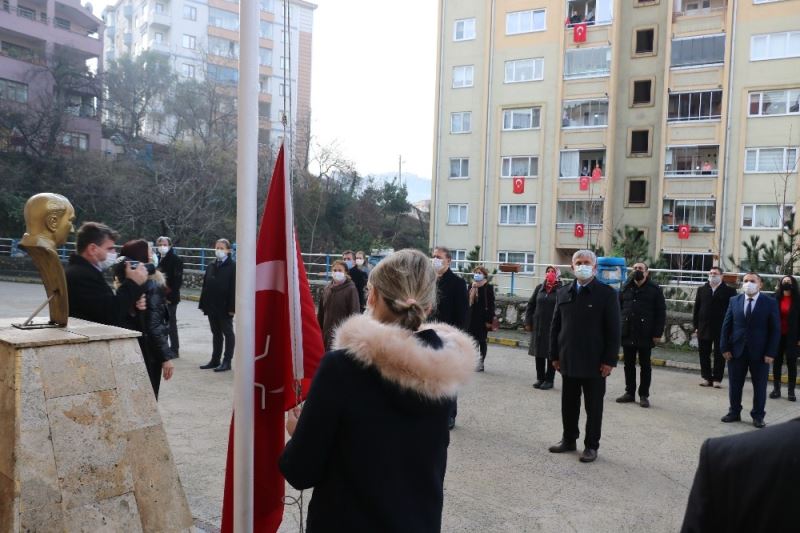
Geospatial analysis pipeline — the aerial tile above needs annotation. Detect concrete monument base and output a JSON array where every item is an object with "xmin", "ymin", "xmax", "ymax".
[{"xmin": 0, "ymin": 318, "xmax": 193, "ymax": 532}]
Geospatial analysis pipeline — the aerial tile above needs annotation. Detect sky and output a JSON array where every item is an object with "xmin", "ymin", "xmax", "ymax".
[{"xmin": 90, "ymin": 0, "xmax": 439, "ymax": 179}]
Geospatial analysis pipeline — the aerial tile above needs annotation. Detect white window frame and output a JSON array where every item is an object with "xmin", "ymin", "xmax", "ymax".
[
  {"xmin": 499, "ymin": 204, "xmax": 538, "ymax": 226},
  {"xmin": 504, "ymin": 58, "xmax": 544, "ymax": 83},
  {"xmin": 154, "ymin": 31, "xmax": 164, "ymax": 43},
  {"xmin": 452, "ymin": 65, "xmax": 474, "ymax": 88},
  {"xmin": 556, "ymin": 200, "xmax": 604, "ymax": 227},
  {"xmin": 667, "ymin": 90, "xmax": 723, "ymax": 122},
  {"xmin": 452, "ymin": 249, "xmax": 468, "ymax": 271},
  {"xmin": 561, "ymin": 99, "xmax": 609, "ymax": 129},
  {"xmin": 506, "ymin": 9, "xmax": 546, "ymax": 35},
  {"xmin": 155, "ymin": 2, "xmax": 165, "ymax": 14},
  {"xmin": 450, "ymin": 112, "xmax": 471, "ymax": 134},
  {"xmin": 741, "ymin": 204, "xmax": 794, "ymax": 229},
  {"xmin": 447, "ymin": 203, "xmax": 469, "ymax": 225},
  {"xmin": 748, "ymin": 89, "xmax": 800, "ymax": 117},
  {"xmin": 453, "ymin": 18, "xmax": 476, "ymax": 41},
  {"xmin": 497, "ymin": 251, "xmax": 536, "ymax": 273},
  {"xmin": 671, "ymin": 34, "xmax": 726, "ymax": 69},
  {"xmin": 563, "ymin": 46, "xmax": 612, "ymax": 79},
  {"xmin": 183, "ymin": 5, "xmax": 196, "ymax": 20},
  {"xmin": 181, "ymin": 63, "xmax": 195, "ymax": 78},
  {"xmin": 664, "ymin": 145, "xmax": 720, "ymax": 177},
  {"xmin": 661, "ymin": 199, "xmax": 716, "ymax": 230},
  {"xmin": 449, "ymin": 157, "xmax": 470, "ymax": 179},
  {"xmin": 501, "ymin": 156, "xmax": 539, "ymax": 178},
  {"xmin": 182, "ymin": 34, "xmax": 196, "ymax": 50},
  {"xmin": 502, "ymin": 107, "xmax": 541, "ymax": 131},
  {"xmin": 753, "ymin": 0, "xmax": 786, "ymax": 3},
  {"xmin": 751, "ymin": 31, "xmax": 800, "ymax": 61},
  {"xmin": 744, "ymin": 147, "xmax": 799, "ymax": 173},
  {"xmin": 61, "ymin": 132, "xmax": 88, "ymax": 151}
]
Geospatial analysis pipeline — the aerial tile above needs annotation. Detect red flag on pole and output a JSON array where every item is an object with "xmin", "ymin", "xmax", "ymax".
[
  {"xmin": 678, "ymin": 224, "xmax": 691, "ymax": 240},
  {"xmin": 591, "ymin": 165, "xmax": 602, "ymax": 181},
  {"xmin": 221, "ymin": 143, "xmax": 325, "ymax": 533},
  {"xmin": 579, "ymin": 176, "xmax": 590, "ymax": 191},
  {"xmin": 513, "ymin": 177, "xmax": 525, "ymax": 194},
  {"xmin": 574, "ymin": 223, "xmax": 585, "ymax": 238},
  {"xmin": 573, "ymin": 22, "xmax": 587, "ymax": 43}
]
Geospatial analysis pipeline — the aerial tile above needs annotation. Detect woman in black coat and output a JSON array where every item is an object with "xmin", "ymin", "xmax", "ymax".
[
  {"xmin": 155, "ymin": 236, "xmax": 184, "ymax": 356},
  {"xmin": 114, "ymin": 239, "xmax": 176, "ymax": 400},
  {"xmin": 198, "ymin": 238, "xmax": 236, "ymax": 372},
  {"xmin": 525, "ymin": 266, "xmax": 562, "ymax": 390},
  {"xmin": 279, "ymin": 249, "xmax": 475, "ymax": 533},
  {"xmin": 468, "ymin": 266, "xmax": 496, "ymax": 372},
  {"xmin": 770, "ymin": 275, "xmax": 800, "ymax": 401}
]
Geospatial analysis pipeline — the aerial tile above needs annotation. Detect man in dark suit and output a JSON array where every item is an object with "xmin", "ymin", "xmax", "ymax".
[
  {"xmin": 428, "ymin": 246, "xmax": 468, "ymax": 430},
  {"xmin": 681, "ymin": 417, "xmax": 800, "ymax": 532},
  {"xmin": 548, "ymin": 249, "xmax": 620, "ymax": 463},
  {"xmin": 156, "ymin": 236, "xmax": 184, "ymax": 357},
  {"xmin": 720, "ymin": 272, "xmax": 780, "ymax": 428},
  {"xmin": 343, "ymin": 250, "xmax": 367, "ymax": 312},
  {"xmin": 693, "ymin": 266, "xmax": 736, "ymax": 388}
]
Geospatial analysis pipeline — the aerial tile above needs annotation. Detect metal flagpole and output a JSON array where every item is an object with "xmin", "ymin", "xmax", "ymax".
[{"xmin": 234, "ymin": 0, "xmax": 258, "ymax": 529}]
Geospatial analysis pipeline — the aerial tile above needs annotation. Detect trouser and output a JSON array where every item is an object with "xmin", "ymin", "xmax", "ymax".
[
  {"xmin": 698, "ymin": 337, "xmax": 725, "ymax": 383},
  {"xmin": 728, "ymin": 352, "xmax": 769, "ymax": 419},
  {"xmin": 561, "ymin": 375, "xmax": 606, "ymax": 450},
  {"xmin": 772, "ymin": 336, "xmax": 798, "ymax": 389},
  {"xmin": 167, "ymin": 302, "xmax": 180, "ymax": 354},
  {"xmin": 623, "ymin": 345, "xmax": 652, "ymax": 398},
  {"xmin": 144, "ymin": 357, "xmax": 162, "ymax": 401},
  {"xmin": 535, "ymin": 356, "xmax": 556, "ymax": 383},
  {"xmin": 208, "ymin": 314, "xmax": 235, "ymax": 363},
  {"xmin": 449, "ymin": 397, "xmax": 457, "ymax": 421},
  {"xmin": 469, "ymin": 328, "xmax": 488, "ymax": 359}
]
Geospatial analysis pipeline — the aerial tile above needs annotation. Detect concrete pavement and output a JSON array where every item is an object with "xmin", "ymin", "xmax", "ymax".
[{"xmin": 2, "ymin": 280, "xmax": 798, "ymax": 532}]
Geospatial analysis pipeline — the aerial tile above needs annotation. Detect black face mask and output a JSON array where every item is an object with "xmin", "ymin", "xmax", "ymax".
[
  {"xmin": 633, "ymin": 270, "xmax": 645, "ymax": 282},
  {"xmin": 782, "ymin": 283, "xmax": 793, "ymax": 291}
]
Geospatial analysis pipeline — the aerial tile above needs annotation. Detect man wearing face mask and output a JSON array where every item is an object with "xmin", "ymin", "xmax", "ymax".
[
  {"xmin": 548, "ymin": 250, "xmax": 620, "ymax": 463},
  {"xmin": 616, "ymin": 263, "xmax": 666, "ymax": 408},
  {"xmin": 155, "ymin": 236, "xmax": 184, "ymax": 357},
  {"xmin": 693, "ymin": 267, "xmax": 736, "ymax": 388},
  {"xmin": 199, "ymin": 238, "xmax": 237, "ymax": 372},
  {"xmin": 720, "ymin": 272, "xmax": 780, "ymax": 428},
  {"xmin": 66, "ymin": 222, "xmax": 148, "ymax": 326},
  {"xmin": 343, "ymin": 250, "xmax": 368, "ymax": 312}
]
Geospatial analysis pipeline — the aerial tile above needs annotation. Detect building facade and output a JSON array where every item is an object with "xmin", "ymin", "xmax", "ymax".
[{"xmin": 431, "ymin": 0, "xmax": 800, "ymax": 277}]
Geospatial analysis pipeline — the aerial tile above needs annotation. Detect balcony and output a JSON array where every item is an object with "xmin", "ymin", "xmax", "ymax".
[
  {"xmin": 564, "ymin": 0, "xmax": 612, "ymax": 28},
  {"xmin": 661, "ymin": 199, "xmax": 716, "ymax": 232},
  {"xmin": 148, "ymin": 8, "xmax": 171, "ymax": 28},
  {"xmin": 673, "ymin": 0, "xmax": 727, "ymax": 18},
  {"xmin": 665, "ymin": 145, "xmax": 719, "ymax": 178},
  {"xmin": 559, "ymin": 149, "xmax": 605, "ymax": 179}
]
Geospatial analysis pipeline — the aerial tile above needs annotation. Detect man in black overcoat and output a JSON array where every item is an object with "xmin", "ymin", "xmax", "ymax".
[
  {"xmin": 343, "ymin": 250, "xmax": 368, "ymax": 312},
  {"xmin": 156, "ymin": 236, "xmax": 184, "ymax": 356},
  {"xmin": 693, "ymin": 266, "xmax": 736, "ymax": 387}
]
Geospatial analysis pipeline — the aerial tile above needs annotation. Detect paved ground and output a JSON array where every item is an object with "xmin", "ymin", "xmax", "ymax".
[{"xmin": 3, "ymin": 280, "xmax": 799, "ymax": 532}]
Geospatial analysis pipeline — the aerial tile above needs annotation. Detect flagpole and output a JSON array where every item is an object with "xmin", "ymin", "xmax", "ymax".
[{"xmin": 234, "ymin": 0, "xmax": 258, "ymax": 529}]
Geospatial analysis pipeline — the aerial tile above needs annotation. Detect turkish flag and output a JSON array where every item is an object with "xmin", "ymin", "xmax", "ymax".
[
  {"xmin": 573, "ymin": 23, "xmax": 587, "ymax": 43},
  {"xmin": 591, "ymin": 166, "xmax": 602, "ymax": 181},
  {"xmin": 221, "ymin": 144, "xmax": 325, "ymax": 532},
  {"xmin": 678, "ymin": 224, "xmax": 691, "ymax": 240},
  {"xmin": 579, "ymin": 176, "xmax": 590, "ymax": 191},
  {"xmin": 513, "ymin": 177, "xmax": 525, "ymax": 194},
  {"xmin": 574, "ymin": 223, "xmax": 585, "ymax": 238}
]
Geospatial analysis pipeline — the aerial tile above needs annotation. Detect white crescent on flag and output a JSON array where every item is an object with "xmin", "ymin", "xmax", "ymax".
[
  {"xmin": 514, "ymin": 177, "xmax": 523, "ymax": 189},
  {"xmin": 577, "ymin": 26, "xmax": 584, "ymax": 38}
]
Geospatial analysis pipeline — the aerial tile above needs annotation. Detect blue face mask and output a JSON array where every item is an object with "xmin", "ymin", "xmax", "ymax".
[
  {"xmin": 345, "ymin": 260, "xmax": 354, "ymax": 269},
  {"xmin": 473, "ymin": 273, "xmax": 484, "ymax": 282}
]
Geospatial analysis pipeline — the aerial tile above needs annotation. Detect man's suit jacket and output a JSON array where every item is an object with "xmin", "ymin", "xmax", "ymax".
[
  {"xmin": 720, "ymin": 292, "xmax": 780, "ymax": 359},
  {"xmin": 681, "ymin": 417, "xmax": 800, "ymax": 533}
]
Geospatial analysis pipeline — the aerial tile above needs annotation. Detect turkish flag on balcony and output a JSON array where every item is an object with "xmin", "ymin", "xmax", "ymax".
[
  {"xmin": 591, "ymin": 166, "xmax": 602, "ymax": 181},
  {"xmin": 574, "ymin": 223, "xmax": 585, "ymax": 238},
  {"xmin": 678, "ymin": 224, "xmax": 691, "ymax": 240},
  {"xmin": 573, "ymin": 23, "xmax": 588, "ymax": 43},
  {"xmin": 513, "ymin": 177, "xmax": 525, "ymax": 194},
  {"xmin": 579, "ymin": 176, "xmax": 590, "ymax": 191}
]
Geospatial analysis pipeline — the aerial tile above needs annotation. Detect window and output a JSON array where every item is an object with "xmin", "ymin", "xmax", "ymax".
[
  {"xmin": 556, "ymin": 200, "xmax": 604, "ymax": 226},
  {"xmin": 627, "ymin": 178, "xmax": 649, "ymax": 206},
  {"xmin": 632, "ymin": 79, "xmax": 653, "ymax": 105},
  {"xmin": 566, "ymin": 0, "xmax": 614, "ymax": 25},
  {"xmin": 506, "ymin": 9, "xmax": 546, "ymax": 35},
  {"xmin": 278, "ymin": 83, "xmax": 286, "ymax": 96},
  {"xmin": 668, "ymin": 90, "xmax": 723, "ymax": 121},
  {"xmin": 447, "ymin": 204, "xmax": 468, "ymax": 225},
  {"xmin": 449, "ymin": 158, "xmax": 469, "ymax": 179},
  {"xmin": 451, "ymin": 249, "xmax": 468, "ymax": 271},
  {"xmin": 155, "ymin": 2, "xmax": 165, "ymax": 13},
  {"xmin": 504, "ymin": 58, "xmax": 544, "ymax": 83},
  {"xmin": 499, "ymin": 204, "xmax": 537, "ymax": 226},
  {"xmin": 183, "ymin": 5, "xmax": 196, "ymax": 20},
  {"xmin": 182, "ymin": 34, "xmax": 196, "ymax": 50},
  {"xmin": 260, "ymin": 20, "xmax": 273, "ymax": 39},
  {"xmin": 561, "ymin": 100, "xmax": 609, "ymax": 128},
  {"xmin": 744, "ymin": 147, "xmax": 798, "ymax": 173},
  {"xmin": 259, "ymin": 48, "xmax": 272, "ymax": 66},
  {"xmin": 209, "ymin": 8, "xmax": 239, "ymax": 31},
  {"xmin": 663, "ymin": 253, "xmax": 715, "ymax": 282},
  {"xmin": 450, "ymin": 112, "xmax": 471, "ymax": 134},
  {"xmin": 671, "ymin": 34, "xmax": 725, "ymax": 67},
  {"xmin": 66, "ymin": 94, "xmax": 96, "ymax": 118},
  {"xmin": 502, "ymin": 108, "xmax": 540, "ymax": 130},
  {"xmin": 497, "ymin": 251, "xmax": 536, "ymax": 273},
  {"xmin": 17, "ymin": 5, "xmax": 34, "ymax": 19},
  {"xmin": 209, "ymin": 36, "xmax": 239, "ymax": 58},
  {"xmin": 748, "ymin": 89, "xmax": 800, "ymax": 116},
  {"xmin": 661, "ymin": 199, "xmax": 716, "ymax": 230},
  {"xmin": 181, "ymin": 63, "xmax": 195, "ymax": 78},
  {"xmin": 259, "ymin": 75, "xmax": 270, "ymax": 94},
  {"xmin": 665, "ymin": 146, "xmax": 720, "ymax": 176},
  {"xmin": 260, "ymin": 0, "xmax": 274, "ymax": 11},
  {"xmin": 751, "ymin": 32, "xmax": 800, "ymax": 61},
  {"xmin": 208, "ymin": 64, "xmax": 239, "ymax": 85},
  {"xmin": 154, "ymin": 31, "xmax": 164, "ymax": 43},
  {"xmin": 453, "ymin": 18, "xmax": 476, "ymax": 41},
  {"xmin": 258, "ymin": 101, "xmax": 271, "ymax": 118},
  {"xmin": 61, "ymin": 132, "xmax": 88, "ymax": 151},
  {"xmin": 501, "ymin": 156, "xmax": 539, "ymax": 177},
  {"xmin": 741, "ymin": 204, "xmax": 794, "ymax": 229},
  {"xmin": 0, "ymin": 78, "xmax": 27, "ymax": 103},
  {"xmin": 452, "ymin": 65, "xmax": 474, "ymax": 88},
  {"xmin": 54, "ymin": 17, "xmax": 71, "ymax": 30},
  {"xmin": 635, "ymin": 28, "xmax": 655, "ymax": 55},
  {"xmin": 559, "ymin": 150, "xmax": 605, "ymax": 178},
  {"xmin": 630, "ymin": 129, "xmax": 651, "ymax": 156},
  {"xmin": 564, "ymin": 46, "xmax": 611, "ymax": 78}
]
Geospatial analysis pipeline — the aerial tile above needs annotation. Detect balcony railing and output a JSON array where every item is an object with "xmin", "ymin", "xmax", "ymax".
[
  {"xmin": 664, "ymin": 168, "xmax": 718, "ymax": 177},
  {"xmin": 674, "ymin": 5, "xmax": 726, "ymax": 17},
  {"xmin": 5, "ymin": 5, "xmax": 100, "ymax": 39}
]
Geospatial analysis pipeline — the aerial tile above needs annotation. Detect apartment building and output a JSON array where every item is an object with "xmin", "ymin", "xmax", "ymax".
[
  {"xmin": 431, "ymin": 0, "xmax": 800, "ymax": 277},
  {"xmin": 102, "ymin": 0, "xmax": 314, "ymax": 153},
  {"xmin": 0, "ymin": 0, "xmax": 103, "ymax": 150}
]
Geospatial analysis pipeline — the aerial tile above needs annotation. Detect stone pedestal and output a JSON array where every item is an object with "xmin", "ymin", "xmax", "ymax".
[{"xmin": 0, "ymin": 318, "xmax": 194, "ymax": 532}]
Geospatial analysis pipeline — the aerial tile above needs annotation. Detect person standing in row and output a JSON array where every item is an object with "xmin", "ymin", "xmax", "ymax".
[
  {"xmin": 616, "ymin": 263, "xmax": 666, "ymax": 408},
  {"xmin": 548, "ymin": 250, "xmax": 620, "ymax": 463},
  {"xmin": 525, "ymin": 266, "xmax": 562, "ymax": 390},
  {"xmin": 199, "ymin": 239, "xmax": 236, "ymax": 372},
  {"xmin": 317, "ymin": 260, "xmax": 361, "ymax": 350},
  {"xmin": 468, "ymin": 266, "xmax": 495, "ymax": 372},
  {"xmin": 343, "ymin": 250, "xmax": 368, "ymax": 312},
  {"xmin": 693, "ymin": 267, "xmax": 736, "ymax": 388},
  {"xmin": 155, "ymin": 236, "xmax": 184, "ymax": 357},
  {"xmin": 770, "ymin": 275, "xmax": 800, "ymax": 401},
  {"xmin": 355, "ymin": 250, "xmax": 371, "ymax": 274}
]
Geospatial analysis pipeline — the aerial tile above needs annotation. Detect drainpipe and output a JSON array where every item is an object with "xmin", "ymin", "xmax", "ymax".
[
  {"xmin": 480, "ymin": 0, "xmax": 497, "ymax": 261},
  {"xmin": 432, "ymin": 0, "xmax": 446, "ymax": 247},
  {"xmin": 720, "ymin": 0, "xmax": 737, "ymax": 266}
]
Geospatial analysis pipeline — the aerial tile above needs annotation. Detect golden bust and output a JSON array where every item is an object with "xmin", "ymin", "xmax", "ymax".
[{"xmin": 18, "ymin": 193, "xmax": 76, "ymax": 326}]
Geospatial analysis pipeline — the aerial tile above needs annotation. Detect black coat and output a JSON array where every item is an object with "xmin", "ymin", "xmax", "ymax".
[
  {"xmin": 348, "ymin": 266, "xmax": 368, "ymax": 311},
  {"xmin": 525, "ymin": 282, "xmax": 562, "ymax": 358},
  {"xmin": 620, "ymin": 278, "xmax": 666, "ymax": 348},
  {"xmin": 65, "ymin": 254, "xmax": 146, "ymax": 327},
  {"xmin": 118, "ymin": 276, "xmax": 176, "ymax": 365},
  {"xmin": 773, "ymin": 290, "xmax": 800, "ymax": 346},
  {"xmin": 681, "ymin": 417, "xmax": 800, "ymax": 533},
  {"xmin": 467, "ymin": 283, "xmax": 495, "ymax": 341},
  {"xmin": 198, "ymin": 257, "xmax": 236, "ymax": 317},
  {"xmin": 156, "ymin": 249, "xmax": 184, "ymax": 304},
  {"xmin": 693, "ymin": 282, "xmax": 736, "ymax": 341},
  {"xmin": 550, "ymin": 278, "xmax": 620, "ymax": 378},
  {"xmin": 429, "ymin": 269, "xmax": 469, "ymax": 330}
]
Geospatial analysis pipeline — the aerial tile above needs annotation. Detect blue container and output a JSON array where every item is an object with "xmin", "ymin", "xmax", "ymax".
[{"xmin": 596, "ymin": 256, "xmax": 626, "ymax": 291}]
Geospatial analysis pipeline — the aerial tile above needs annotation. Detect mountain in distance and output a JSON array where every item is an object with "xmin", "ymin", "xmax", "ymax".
[{"xmin": 371, "ymin": 172, "xmax": 432, "ymax": 203}]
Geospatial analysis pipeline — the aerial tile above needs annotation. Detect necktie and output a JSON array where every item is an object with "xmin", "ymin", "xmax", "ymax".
[{"xmin": 746, "ymin": 298, "xmax": 753, "ymax": 321}]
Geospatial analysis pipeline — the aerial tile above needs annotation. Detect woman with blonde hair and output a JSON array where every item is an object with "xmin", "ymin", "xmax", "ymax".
[
  {"xmin": 468, "ymin": 266, "xmax": 496, "ymax": 372},
  {"xmin": 317, "ymin": 259, "xmax": 360, "ymax": 350},
  {"xmin": 280, "ymin": 249, "xmax": 476, "ymax": 532}
]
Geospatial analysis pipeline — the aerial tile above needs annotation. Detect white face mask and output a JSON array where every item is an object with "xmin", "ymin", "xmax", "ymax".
[
  {"xmin": 709, "ymin": 275, "xmax": 722, "ymax": 285},
  {"xmin": 332, "ymin": 271, "xmax": 346, "ymax": 283},
  {"xmin": 158, "ymin": 245, "xmax": 170, "ymax": 255},
  {"xmin": 356, "ymin": 258, "xmax": 364, "ymax": 266},
  {"xmin": 99, "ymin": 250, "xmax": 118, "ymax": 270},
  {"xmin": 473, "ymin": 273, "xmax": 484, "ymax": 282},
  {"xmin": 743, "ymin": 281, "xmax": 759, "ymax": 296},
  {"xmin": 432, "ymin": 258, "xmax": 444, "ymax": 271},
  {"xmin": 574, "ymin": 264, "xmax": 594, "ymax": 281},
  {"xmin": 215, "ymin": 249, "xmax": 228, "ymax": 260}
]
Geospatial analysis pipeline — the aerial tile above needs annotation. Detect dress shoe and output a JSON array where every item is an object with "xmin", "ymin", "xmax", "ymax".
[
  {"xmin": 769, "ymin": 388, "xmax": 781, "ymax": 399},
  {"xmin": 448, "ymin": 417, "xmax": 456, "ymax": 430},
  {"xmin": 753, "ymin": 418, "xmax": 766, "ymax": 428},
  {"xmin": 532, "ymin": 380, "xmax": 543, "ymax": 389},
  {"xmin": 539, "ymin": 381, "xmax": 554, "ymax": 390},
  {"xmin": 214, "ymin": 361, "xmax": 232, "ymax": 372},
  {"xmin": 475, "ymin": 360, "xmax": 485, "ymax": 372},
  {"xmin": 616, "ymin": 393, "xmax": 635, "ymax": 403},
  {"xmin": 721, "ymin": 413, "xmax": 741, "ymax": 423},
  {"xmin": 699, "ymin": 380, "xmax": 712, "ymax": 387},
  {"xmin": 789, "ymin": 389, "xmax": 796, "ymax": 402},
  {"xmin": 713, "ymin": 382, "xmax": 722, "ymax": 389},
  {"xmin": 579, "ymin": 448, "xmax": 598, "ymax": 463},
  {"xmin": 548, "ymin": 440, "xmax": 577, "ymax": 453},
  {"xmin": 639, "ymin": 397, "xmax": 650, "ymax": 408},
  {"xmin": 200, "ymin": 360, "xmax": 220, "ymax": 370}
]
